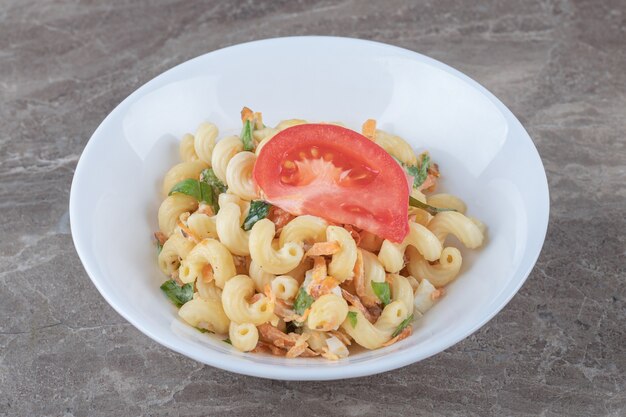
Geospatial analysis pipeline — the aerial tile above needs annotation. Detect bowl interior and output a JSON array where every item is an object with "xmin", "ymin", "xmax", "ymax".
[{"xmin": 70, "ymin": 37, "xmax": 548, "ymax": 380}]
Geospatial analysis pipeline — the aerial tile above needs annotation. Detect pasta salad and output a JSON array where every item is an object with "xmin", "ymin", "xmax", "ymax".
[{"xmin": 154, "ymin": 107, "xmax": 485, "ymax": 360}]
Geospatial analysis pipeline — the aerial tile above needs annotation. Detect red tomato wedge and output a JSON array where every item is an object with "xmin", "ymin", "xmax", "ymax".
[{"xmin": 253, "ymin": 124, "xmax": 410, "ymax": 242}]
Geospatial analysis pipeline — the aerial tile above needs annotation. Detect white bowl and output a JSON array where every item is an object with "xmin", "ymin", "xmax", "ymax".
[{"xmin": 70, "ymin": 36, "xmax": 549, "ymax": 380}]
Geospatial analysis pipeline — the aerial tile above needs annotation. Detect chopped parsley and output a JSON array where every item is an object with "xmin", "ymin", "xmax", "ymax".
[
  {"xmin": 242, "ymin": 200, "xmax": 271, "ymax": 231},
  {"xmin": 223, "ymin": 338, "xmax": 232, "ymax": 345},
  {"xmin": 294, "ymin": 288, "xmax": 315, "ymax": 315},
  {"xmin": 160, "ymin": 280, "xmax": 193, "ymax": 308},
  {"xmin": 371, "ymin": 281, "xmax": 391, "ymax": 306},
  {"xmin": 240, "ymin": 119, "xmax": 255, "ymax": 151},
  {"xmin": 391, "ymin": 314, "xmax": 414, "ymax": 338},
  {"xmin": 347, "ymin": 311, "xmax": 358, "ymax": 328}
]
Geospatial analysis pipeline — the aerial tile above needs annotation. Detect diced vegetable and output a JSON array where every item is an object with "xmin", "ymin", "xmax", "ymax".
[
  {"xmin": 160, "ymin": 280, "xmax": 193, "ymax": 308},
  {"xmin": 241, "ymin": 119, "xmax": 255, "ymax": 151},
  {"xmin": 242, "ymin": 200, "xmax": 271, "ymax": 231},
  {"xmin": 347, "ymin": 311, "xmax": 358, "ymax": 328},
  {"xmin": 371, "ymin": 281, "xmax": 391, "ymax": 306},
  {"xmin": 294, "ymin": 288, "xmax": 315, "ymax": 315}
]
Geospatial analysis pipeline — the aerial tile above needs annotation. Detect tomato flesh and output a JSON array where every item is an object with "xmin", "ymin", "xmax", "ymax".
[{"xmin": 253, "ymin": 124, "xmax": 409, "ymax": 242}]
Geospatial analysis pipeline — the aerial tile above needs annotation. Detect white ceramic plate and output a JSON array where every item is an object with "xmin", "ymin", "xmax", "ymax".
[{"xmin": 70, "ymin": 36, "xmax": 549, "ymax": 380}]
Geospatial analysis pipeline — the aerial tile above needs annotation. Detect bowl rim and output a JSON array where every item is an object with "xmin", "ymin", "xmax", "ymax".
[{"xmin": 70, "ymin": 35, "xmax": 550, "ymax": 380}]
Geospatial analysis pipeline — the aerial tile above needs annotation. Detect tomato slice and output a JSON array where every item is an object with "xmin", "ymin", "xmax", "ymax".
[{"xmin": 253, "ymin": 124, "xmax": 409, "ymax": 242}]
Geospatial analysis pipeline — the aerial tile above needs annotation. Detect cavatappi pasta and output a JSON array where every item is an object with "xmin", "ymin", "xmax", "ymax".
[{"xmin": 154, "ymin": 109, "xmax": 485, "ymax": 360}]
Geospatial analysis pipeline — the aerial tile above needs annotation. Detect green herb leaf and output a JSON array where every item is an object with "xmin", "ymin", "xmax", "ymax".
[
  {"xmin": 371, "ymin": 281, "xmax": 391, "ymax": 306},
  {"xmin": 294, "ymin": 288, "xmax": 315, "ymax": 315},
  {"xmin": 408, "ymin": 196, "xmax": 456, "ymax": 216},
  {"xmin": 415, "ymin": 154, "xmax": 431, "ymax": 188},
  {"xmin": 160, "ymin": 280, "xmax": 193, "ymax": 308},
  {"xmin": 240, "ymin": 119, "xmax": 255, "ymax": 151},
  {"xmin": 347, "ymin": 311, "xmax": 358, "ymax": 328},
  {"xmin": 196, "ymin": 327, "xmax": 214, "ymax": 334},
  {"xmin": 156, "ymin": 240, "xmax": 163, "ymax": 255},
  {"xmin": 200, "ymin": 168, "xmax": 227, "ymax": 194},
  {"xmin": 391, "ymin": 314, "xmax": 414, "ymax": 338},
  {"xmin": 223, "ymin": 338, "xmax": 232, "ymax": 345},
  {"xmin": 242, "ymin": 200, "xmax": 271, "ymax": 231},
  {"xmin": 169, "ymin": 178, "xmax": 216, "ymax": 207}
]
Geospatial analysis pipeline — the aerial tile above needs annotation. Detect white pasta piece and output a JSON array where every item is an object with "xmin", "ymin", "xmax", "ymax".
[
  {"xmin": 378, "ymin": 222, "xmax": 442, "ymax": 273},
  {"xmin": 179, "ymin": 133, "xmax": 199, "ymax": 162},
  {"xmin": 410, "ymin": 188, "xmax": 428, "ymax": 204},
  {"xmin": 307, "ymin": 294, "xmax": 349, "ymax": 331},
  {"xmin": 275, "ymin": 119, "xmax": 307, "ymax": 131},
  {"xmin": 187, "ymin": 212, "xmax": 218, "ymax": 239},
  {"xmin": 221, "ymin": 275, "xmax": 274, "ymax": 325},
  {"xmin": 413, "ymin": 278, "xmax": 437, "ymax": 314},
  {"xmin": 374, "ymin": 129, "xmax": 418, "ymax": 166},
  {"xmin": 158, "ymin": 194, "xmax": 198, "ymax": 237},
  {"xmin": 326, "ymin": 226, "xmax": 357, "ymax": 282},
  {"xmin": 406, "ymin": 246, "xmax": 462, "ymax": 287},
  {"xmin": 161, "ymin": 160, "xmax": 208, "ymax": 197},
  {"xmin": 194, "ymin": 122, "xmax": 218, "ymax": 164},
  {"xmin": 225, "ymin": 151, "xmax": 258, "ymax": 201},
  {"xmin": 427, "ymin": 193, "xmax": 467, "ymax": 214},
  {"xmin": 211, "ymin": 135, "xmax": 243, "ymax": 183},
  {"xmin": 341, "ymin": 301, "xmax": 409, "ymax": 350},
  {"xmin": 271, "ymin": 275, "xmax": 300, "ymax": 300},
  {"xmin": 158, "ymin": 233, "xmax": 195, "ymax": 276},
  {"xmin": 216, "ymin": 201, "xmax": 250, "ymax": 256},
  {"xmin": 218, "ymin": 193, "xmax": 249, "ymax": 216},
  {"xmin": 179, "ymin": 238, "xmax": 236, "ymax": 287},
  {"xmin": 229, "ymin": 322, "xmax": 259, "ymax": 352},
  {"xmin": 178, "ymin": 294, "xmax": 229, "ymax": 334},
  {"xmin": 249, "ymin": 219, "xmax": 304, "ymax": 275},
  {"xmin": 278, "ymin": 215, "xmax": 328, "ymax": 247},
  {"xmin": 253, "ymin": 127, "xmax": 278, "ymax": 155},
  {"xmin": 248, "ymin": 259, "xmax": 275, "ymax": 293},
  {"xmin": 325, "ymin": 335, "xmax": 349, "ymax": 359},
  {"xmin": 196, "ymin": 277, "xmax": 223, "ymax": 301},
  {"xmin": 428, "ymin": 211, "xmax": 484, "ymax": 248},
  {"xmin": 360, "ymin": 250, "xmax": 387, "ymax": 301},
  {"xmin": 388, "ymin": 274, "xmax": 415, "ymax": 313}
]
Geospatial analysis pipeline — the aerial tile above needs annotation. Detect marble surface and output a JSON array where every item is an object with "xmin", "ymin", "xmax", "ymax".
[{"xmin": 1, "ymin": 1, "xmax": 625, "ymax": 416}]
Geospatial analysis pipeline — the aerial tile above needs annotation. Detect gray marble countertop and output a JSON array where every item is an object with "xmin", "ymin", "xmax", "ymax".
[{"xmin": 1, "ymin": 1, "xmax": 624, "ymax": 416}]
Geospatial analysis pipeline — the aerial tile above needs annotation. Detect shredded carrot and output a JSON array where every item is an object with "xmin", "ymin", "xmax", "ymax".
[
  {"xmin": 311, "ymin": 256, "xmax": 327, "ymax": 283},
  {"xmin": 343, "ymin": 224, "xmax": 362, "ymax": 246},
  {"xmin": 201, "ymin": 264, "xmax": 214, "ymax": 283},
  {"xmin": 309, "ymin": 275, "xmax": 340, "ymax": 299},
  {"xmin": 341, "ymin": 289, "xmax": 377, "ymax": 323},
  {"xmin": 305, "ymin": 241, "xmax": 341, "ymax": 257},
  {"xmin": 382, "ymin": 325, "xmax": 412, "ymax": 347},
  {"xmin": 176, "ymin": 218, "xmax": 199, "ymax": 243},
  {"xmin": 241, "ymin": 106, "xmax": 254, "ymax": 122},
  {"xmin": 154, "ymin": 231, "xmax": 168, "ymax": 246},
  {"xmin": 329, "ymin": 330, "xmax": 352, "ymax": 346},
  {"xmin": 362, "ymin": 119, "xmax": 377, "ymax": 140}
]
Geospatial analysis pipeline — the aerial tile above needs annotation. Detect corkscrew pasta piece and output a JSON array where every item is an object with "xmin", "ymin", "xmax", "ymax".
[
  {"xmin": 358, "ymin": 250, "xmax": 387, "ymax": 306},
  {"xmin": 178, "ymin": 294, "xmax": 230, "ymax": 334},
  {"xmin": 275, "ymin": 119, "xmax": 307, "ymax": 131},
  {"xmin": 216, "ymin": 201, "xmax": 250, "ymax": 256},
  {"xmin": 248, "ymin": 259, "xmax": 275, "ymax": 293},
  {"xmin": 187, "ymin": 212, "xmax": 218, "ymax": 240},
  {"xmin": 161, "ymin": 160, "xmax": 208, "ymax": 197},
  {"xmin": 221, "ymin": 275, "xmax": 274, "ymax": 325},
  {"xmin": 271, "ymin": 275, "xmax": 300, "ymax": 301},
  {"xmin": 211, "ymin": 135, "xmax": 242, "ymax": 183},
  {"xmin": 326, "ymin": 225, "xmax": 357, "ymax": 282},
  {"xmin": 178, "ymin": 238, "xmax": 236, "ymax": 287},
  {"xmin": 307, "ymin": 294, "xmax": 349, "ymax": 332},
  {"xmin": 428, "ymin": 211, "xmax": 484, "ymax": 248},
  {"xmin": 229, "ymin": 322, "xmax": 259, "ymax": 352},
  {"xmin": 278, "ymin": 215, "xmax": 328, "ymax": 247},
  {"xmin": 388, "ymin": 273, "xmax": 415, "ymax": 313},
  {"xmin": 158, "ymin": 194, "xmax": 198, "ymax": 237},
  {"xmin": 406, "ymin": 246, "xmax": 462, "ymax": 287},
  {"xmin": 158, "ymin": 233, "xmax": 195, "ymax": 276},
  {"xmin": 427, "ymin": 193, "xmax": 467, "ymax": 214},
  {"xmin": 179, "ymin": 133, "xmax": 199, "ymax": 162},
  {"xmin": 373, "ymin": 129, "xmax": 418, "ymax": 166},
  {"xmin": 194, "ymin": 122, "xmax": 218, "ymax": 164},
  {"xmin": 196, "ymin": 277, "xmax": 223, "ymax": 301},
  {"xmin": 378, "ymin": 221, "xmax": 443, "ymax": 273},
  {"xmin": 341, "ymin": 301, "xmax": 409, "ymax": 349},
  {"xmin": 249, "ymin": 219, "xmax": 304, "ymax": 275},
  {"xmin": 225, "ymin": 151, "xmax": 258, "ymax": 201}
]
